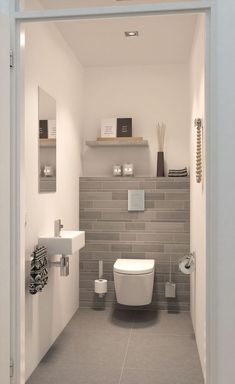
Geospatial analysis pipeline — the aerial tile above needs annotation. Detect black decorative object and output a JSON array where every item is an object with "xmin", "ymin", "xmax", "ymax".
[
  {"xmin": 156, "ymin": 123, "xmax": 166, "ymax": 177},
  {"xmin": 117, "ymin": 118, "xmax": 132, "ymax": 137},
  {"xmin": 157, "ymin": 152, "xmax": 165, "ymax": 176},
  {"xmin": 39, "ymin": 120, "xmax": 48, "ymax": 139}
]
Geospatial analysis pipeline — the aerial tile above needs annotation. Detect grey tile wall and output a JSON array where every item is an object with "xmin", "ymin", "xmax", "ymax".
[{"xmin": 79, "ymin": 177, "xmax": 190, "ymax": 311}]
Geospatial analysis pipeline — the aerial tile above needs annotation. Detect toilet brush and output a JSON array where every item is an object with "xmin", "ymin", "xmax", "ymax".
[{"xmin": 165, "ymin": 255, "xmax": 176, "ymax": 298}]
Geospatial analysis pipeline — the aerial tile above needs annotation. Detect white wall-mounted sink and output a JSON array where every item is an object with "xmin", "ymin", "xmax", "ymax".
[{"xmin": 38, "ymin": 230, "xmax": 85, "ymax": 255}]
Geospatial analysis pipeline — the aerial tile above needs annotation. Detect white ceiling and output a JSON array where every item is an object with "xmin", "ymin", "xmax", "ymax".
[
  {"xmin": 39, "ymin": 0, "xmax": 196, "ymax": 10},
  {"xmin": 55, "ymin": 14, "xmax": 197, "ymax": 67}
]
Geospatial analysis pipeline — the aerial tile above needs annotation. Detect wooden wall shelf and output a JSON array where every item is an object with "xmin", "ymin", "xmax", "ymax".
[
  {"xmin": 86, "ymin": 139, "xmax": 148, "ymax": 147},
  {"xmin": 39, "ymin": 139, "xmax": 56, "ymax": 147}
]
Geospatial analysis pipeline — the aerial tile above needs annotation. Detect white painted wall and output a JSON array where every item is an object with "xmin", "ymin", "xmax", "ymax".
[
  {"xmin": 24, "ymin": 21, "xmax": 83, "ymax": 379},
  {"xmin": 82, "ymin": 65, "xmax": 190, "ymax": 176},
  {"xmin": 189, "ymin": 15, "xmax": 206, "ymax": 378}
]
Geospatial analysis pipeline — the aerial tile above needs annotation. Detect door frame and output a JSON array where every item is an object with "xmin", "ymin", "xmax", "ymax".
[{"xmin": 10, "ymin": 1, "xmax": 214, "ymax": 383}]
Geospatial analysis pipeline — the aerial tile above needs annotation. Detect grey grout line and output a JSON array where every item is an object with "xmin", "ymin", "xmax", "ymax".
[{"xmin": 118, "ymin": 327, "xmax": 133, "ymax": 384}]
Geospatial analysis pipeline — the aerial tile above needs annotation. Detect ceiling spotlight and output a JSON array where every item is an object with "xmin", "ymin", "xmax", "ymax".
[{"xmin": 125, "ymin": 31, "xmax": 139, "ymax": 37}]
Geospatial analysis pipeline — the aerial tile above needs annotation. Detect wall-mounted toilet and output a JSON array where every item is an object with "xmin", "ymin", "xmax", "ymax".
[{"xmin": 113, "ymin": 259, "xmax": 155, "ymax": 306}]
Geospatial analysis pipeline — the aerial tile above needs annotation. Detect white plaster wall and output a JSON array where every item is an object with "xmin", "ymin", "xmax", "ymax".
[
  {"xmin": 24, "ymin": 21, "xmax": 84, "ymax": 379},
  {"xmin": 189, "ymin": 15, "xmax": 205, "ymax": 378},
  {"xmin": 82, "ymin": 65, "xmax": 190, "ymax": 176}
]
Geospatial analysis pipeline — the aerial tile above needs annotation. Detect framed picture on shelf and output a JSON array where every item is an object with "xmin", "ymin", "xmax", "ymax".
[
  {"xmin": 117, "ymin": 118, "xmax": 132, "ymax": 137},
  {"xmin": 101, "ymin": 118, "xmax": 117, "ymax": 138}
]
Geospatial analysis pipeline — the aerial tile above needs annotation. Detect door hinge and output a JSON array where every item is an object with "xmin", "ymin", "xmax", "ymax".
[
  {"xmin": 10, "ymin": 358, "xmax": 14, "ymax": 378},
  {"xmin": 10, "ymin": 50, "xmax": 14, "ymax": 68}
]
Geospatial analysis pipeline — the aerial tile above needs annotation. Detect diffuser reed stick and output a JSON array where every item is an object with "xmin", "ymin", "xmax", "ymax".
[{"xmin": 157, "ymin": 123, "xmax": 166, "ymax": 151}]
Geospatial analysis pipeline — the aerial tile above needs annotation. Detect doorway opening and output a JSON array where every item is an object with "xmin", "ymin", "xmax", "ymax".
[{"xmin": 13, "ymin": 3, "xmax": 210, "ymax": 384}]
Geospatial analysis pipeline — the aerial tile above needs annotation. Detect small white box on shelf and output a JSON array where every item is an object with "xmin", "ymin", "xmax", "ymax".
[{"xmin": 101, "ymin": 118, "xmax": 117, "ymax": 138}]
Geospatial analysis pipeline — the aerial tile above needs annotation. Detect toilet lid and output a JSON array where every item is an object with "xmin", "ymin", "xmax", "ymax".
[{"xmin": 114, "ymin": 259, "xmax": 155, "ymax": 275}]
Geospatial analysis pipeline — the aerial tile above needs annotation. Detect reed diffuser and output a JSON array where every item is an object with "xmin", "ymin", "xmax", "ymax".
[{"xmin": 156, "ymin": 123, "xmax": 166, "ymax": 177}]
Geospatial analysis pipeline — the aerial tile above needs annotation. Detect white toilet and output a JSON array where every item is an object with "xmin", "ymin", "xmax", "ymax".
[{"xmin": 113, "ymin": 259, "xmax": 155, "ymax": 306}]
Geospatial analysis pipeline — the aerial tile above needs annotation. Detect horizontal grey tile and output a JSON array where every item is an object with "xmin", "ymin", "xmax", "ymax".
[
  {"xmin": 144, "ymin": 252, "xmax": 189, "ymax": 263},
  {"xmin": 111, "ymin": 244, "xmax": 132, "ymax": 252},
  {"xmin": 80, "ymin": 272, "xmax": 113, "ymax": 281},
  {"xmin": 92, "ymin": 221, "xmax": 125, "ymax": 231},
  {"xmin": 137, "ymin": 211, "xmax": 189, "ymax": 222},
  {"xmin": 80, "ymin": 221, "xmax": 93, "ymax": 230},
  {"xmin": 132, "ymin": 244, "xmax": 164, "ymax": 253},
  {"xmin": 145, "ymin": 201, "xmax": 155, "ymax": 208},
  {"xmin": 80, "ymin": 211, "xmax": 102, "ymax": 220},
  {"xmin": 80, "ymin": 201, "xmax": 93, "ymax": 208},
  {"xmin": 80, "ymin": 192, "xmax": 112, "ymax": 200},
  {"xmin": 80, "ymin": 251, "xmax": 121, "ymax": 261},
  {"xmin": 102, "ymin": 181, "xmax": 140, "ymax": 189},
  {"xmin": 85, "ymin": 232, "xmax": 120, "ymax": 241},
  {"xmin": 84, "ymin": 243, "xmax": 111, "ymax": 252},
  {"xmin": 112, "ymin": 192, "xmax": 128, "ymax": 200},
  {"xmin": 102, "ymin": 211, "xmax": 138, "ymax": 221},
  {"xmin": 135, "ymin": 233, "xmax": 175, "ymax": 243},
  {"xmin": 165, "ymin": 192, "xmax": 190, "ymax": 200},
  {"xmin": 121, "ymin": 252, "xmax": 146, "ymax": 259},
  {"xmin": 80, "ymin": 260, "xmax": 114, "ymax": 272},
  {"xmin": 145, "ymin": 192, "xmax": 165, "ymax": 200},
  {"xmin": 93, "ymin": 200, "xmax": 128, "ymax": 209},
  {"xmin": 145, "ymin": 222, "xmax": 185, "ymax": 232},
  {"xmin": 156, "ymin": 181, "xmax": 190, "ymax": 189},
  {"xmin": 120, "ymin": 233, "xmax": 136, "ymax": 241},
  {"xmin": 125, "ymin": 222, "xmax": 146, "ymax": 231},
  {"xmin": 80, "ymin": 181, "xmax": 103, "ymax": 189},
  {"xmin": 164, "ymin": 244, "xmax": 190, "ymax": 253},
  {"xmin": 139, "ymin": 181, "xmax": 156, "ymax": 189},
  {"xmin": 153, "ymin": 200, "xmax": 187, "ymax": 210}
]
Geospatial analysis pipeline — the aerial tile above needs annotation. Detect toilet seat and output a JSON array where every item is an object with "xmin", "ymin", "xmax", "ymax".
[{"xmin": 114, "ymin": 259, "xmax": 155, "ymax": 275}]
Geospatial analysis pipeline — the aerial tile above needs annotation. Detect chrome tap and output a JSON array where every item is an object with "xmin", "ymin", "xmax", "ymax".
[{"xmin": 54, "ymin": 219, "xmax": 64, "ymax": 237}]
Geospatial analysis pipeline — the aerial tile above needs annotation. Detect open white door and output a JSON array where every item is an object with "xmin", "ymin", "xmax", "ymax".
[{"xmin": 0, "ymin": 2, "xmax": 11, "ymax": 384}]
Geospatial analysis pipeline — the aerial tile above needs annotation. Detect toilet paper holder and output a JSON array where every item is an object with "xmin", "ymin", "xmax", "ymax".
[{"xmin": 179, "ymin": 253, "xmax": 195, "ymax": 274}]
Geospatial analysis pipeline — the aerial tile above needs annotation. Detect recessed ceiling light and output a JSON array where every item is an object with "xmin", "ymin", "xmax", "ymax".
[{"xmin": 125, "ymin": 31, "xmax": 139, "ymax": 37}]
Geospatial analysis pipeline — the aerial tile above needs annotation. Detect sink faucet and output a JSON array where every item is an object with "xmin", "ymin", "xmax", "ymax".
[{"xmin": 54, "ymin": 219, "xmax": 64, "ymax": 237}]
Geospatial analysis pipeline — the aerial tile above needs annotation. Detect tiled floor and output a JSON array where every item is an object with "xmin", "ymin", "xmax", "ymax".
[{"xmin": 27, "ymin": 309, "xmax": 204, "ymax": 384}]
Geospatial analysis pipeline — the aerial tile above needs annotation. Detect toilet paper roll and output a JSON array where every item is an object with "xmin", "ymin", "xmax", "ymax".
[
  {"xmin": 94, "ymin": 279, "xmax": 107, "ymax": 294},
  {"xmin": 179, "ymin": 257, "xmax": 195, "ymax": 275}
]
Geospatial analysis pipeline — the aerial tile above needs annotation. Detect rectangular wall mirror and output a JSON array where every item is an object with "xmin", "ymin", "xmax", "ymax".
[{"xmin": 38, "ymin": 87, "xmax": 56, "ymax": 193}]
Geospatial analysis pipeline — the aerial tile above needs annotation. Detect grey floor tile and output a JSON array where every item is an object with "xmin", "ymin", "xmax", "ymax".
[
  {"xmin": 120, "ymin": 368, "xmax": 204, "ymax": 384},
  {"xmin": 125, "ymin": 333, "xmax": 204, "ymax": 382},
  {"xmin": 27, "ymin": 309, "xmax": 204, "ymax": 384},
  {"xmin": 42, "ymin": 330, "xmax": 128, "ymax": 368},
  {"xmin": 27, "ymin": 363, "xmax": 121, "ymax": 384},
  {"xmin": 66, "ymin": 308, "xmax": 135, "ymax": 333},
  {"xmin": 132, "ymin": 310, "xmax": 194, "ymax": 336}
]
